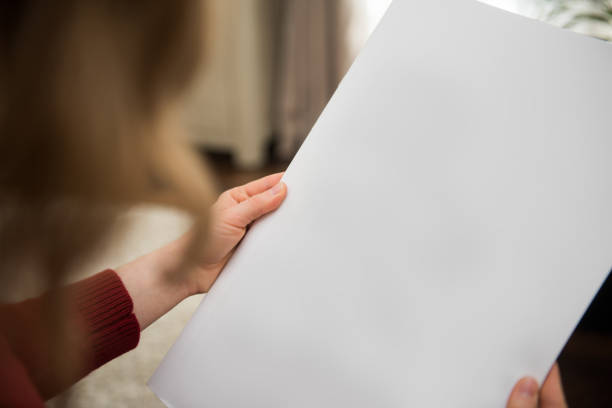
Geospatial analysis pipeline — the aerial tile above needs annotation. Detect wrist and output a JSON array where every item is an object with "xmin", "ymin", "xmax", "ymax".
[
  {"xmin": 192, "ymin": 262, "xmax": 225, "ymax": 294},
  {"xmin": 153, "ymin": 236, "xmax": 199, "ymax": 297},
  {"xmin": 116, "ymin": 236, "xmax": 195, "ymax": 330}
]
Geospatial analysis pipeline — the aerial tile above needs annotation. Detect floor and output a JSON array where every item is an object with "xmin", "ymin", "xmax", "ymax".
[{"xmin": 50, "ymin": 152, "xmax": 612, "ymax": 407}]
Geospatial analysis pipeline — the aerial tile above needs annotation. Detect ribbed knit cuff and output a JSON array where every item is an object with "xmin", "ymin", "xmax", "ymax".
[{"xmin": 69, "ymin": 269, "xmax": 140, "ymax": 370}]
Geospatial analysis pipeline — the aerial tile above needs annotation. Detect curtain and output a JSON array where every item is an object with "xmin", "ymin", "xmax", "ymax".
[{"xmin": 275, "ymin": 0, "xmax": 354, "ymax": 160}]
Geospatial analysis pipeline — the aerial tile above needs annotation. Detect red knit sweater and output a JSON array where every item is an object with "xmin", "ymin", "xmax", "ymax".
[{"xmin": 0, "ymin": 270, "xmax": 140, "ymax": 406}]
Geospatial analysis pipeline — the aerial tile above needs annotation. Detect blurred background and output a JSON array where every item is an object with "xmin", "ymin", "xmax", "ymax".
[
  {"xmin": 50, "ymin": 1, "xmax": 612, "ymax": 406},
  {"xmin": 186, "ymin": 0, "xmax": 611, "ymax": 172}
]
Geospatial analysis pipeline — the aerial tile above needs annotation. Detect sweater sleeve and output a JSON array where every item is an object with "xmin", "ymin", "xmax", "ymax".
[{"xmin": 0, "ymin": 269, "xmax": 140, "ymax": 399}]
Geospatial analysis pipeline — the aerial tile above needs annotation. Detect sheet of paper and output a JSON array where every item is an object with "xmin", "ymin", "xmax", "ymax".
[{"xmin": 149, "ymin": 0, "xmax": 612, "ymax": 406}]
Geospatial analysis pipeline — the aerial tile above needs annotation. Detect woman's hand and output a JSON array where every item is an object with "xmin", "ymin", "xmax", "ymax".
[
  {"xmin": 192, "ymin": 172, "xmax": 287, "ymax": 293},
  {"xmin": 117, "ymin": 173, "xmax": 287, "ymax": 329},
  {"xmin": 506, "ymin": 364, "xmax": 567, "ymax": 408}
]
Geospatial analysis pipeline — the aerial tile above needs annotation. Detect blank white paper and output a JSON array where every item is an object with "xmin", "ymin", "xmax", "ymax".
[{"xmin": 149, "ymin": 0, "xmax": 612, "ymax": 406}]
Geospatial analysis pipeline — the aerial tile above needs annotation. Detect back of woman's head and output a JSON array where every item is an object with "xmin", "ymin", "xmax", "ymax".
[{"xmin": 0, "ymin": 0, "xmax": 213, "ymax": 291}]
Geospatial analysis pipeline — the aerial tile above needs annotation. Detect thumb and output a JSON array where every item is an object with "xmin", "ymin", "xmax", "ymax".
[
  {"xmin": 506, "ymin": 377, "xmax": 539, "ymax": 408},
  {"xmin": 223, "ymin": 182, "xmax": 287, "ymax": 228},
  {"xmin": 540, "ymin": 364, "xmax": 567, "ymax": 408}
]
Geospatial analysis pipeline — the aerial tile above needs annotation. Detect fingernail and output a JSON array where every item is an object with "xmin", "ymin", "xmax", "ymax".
[
  {"xmin": 518, "ymin": 378, "xmax": 538, "ymax": 398},
  {"xmin": 269, "ymin": 182, "xmax": 284, "ymax": 196}
]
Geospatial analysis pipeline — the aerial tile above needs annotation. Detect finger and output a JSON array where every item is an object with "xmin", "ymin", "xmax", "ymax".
[
  {"xmin": 229, "ymin": 173, "xmax": 285, "ymax": 203},
  {"xmin": 506, "ymin": 377, "xmax": 539, "ymax": 408},
  {"xmin": 223, "ymin": 181, "xmax": 287, "ymax": 228},
  {"xmin": 214, "ymin": 173, "xmax": 285, "ymax": 210},
  {"xmin": 540, "ymin": 364, "xmax": 568, "ymax": 408}
]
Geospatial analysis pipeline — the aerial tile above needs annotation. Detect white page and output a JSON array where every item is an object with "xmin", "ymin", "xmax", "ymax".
[{"xmin": 150, "ymin": 0, "xmax": 612, "ymax": 406}]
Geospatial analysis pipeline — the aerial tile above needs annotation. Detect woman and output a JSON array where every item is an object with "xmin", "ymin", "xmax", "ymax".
[{"xmin": 0, "ymin": 1, "xmax": 566, "ymax": 407}]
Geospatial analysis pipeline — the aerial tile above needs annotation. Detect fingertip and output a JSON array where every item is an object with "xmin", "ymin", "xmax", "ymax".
[
  {"xmin": 507, "ymin": 377, "xmax": 538, "ymax": 408},
  {"xmin": 267, "ymin": 172, "xmax": 285, "ymax": 185},
  {"xmin": 517, "ymin": 377, "xmax": 538, "ymax": 398},
  {"xmin": 548, "ymin": 363, "xmax": 560, "ymax": 378},
  {"xmin": 278, "ymin": 181, "xmax": 288, "ymax": 196},
  {"xmin": 268, "ymin": 181, "xmax": 287, "ymax": 198},
  {"xmin": 541, "ymin": 364, "xmax": 568, "ymax": 407},
  {"xmin": 239, "ymin": 172, "xmax": 286, "ymax": 197},
  {"xmin": 269, "ymin": 182, "xmax": 287, "ymax": 209}
]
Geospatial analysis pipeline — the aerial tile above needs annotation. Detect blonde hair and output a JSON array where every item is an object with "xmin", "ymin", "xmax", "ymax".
[{"xmin": 0, "ymin": 0, "xmax": 214, "ymax": 291}]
